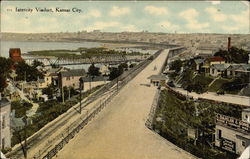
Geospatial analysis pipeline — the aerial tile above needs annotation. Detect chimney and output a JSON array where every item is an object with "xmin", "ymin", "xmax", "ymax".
[{"xmin": 227, "ymin": 37, "xmax": 231, "ymax": 51}]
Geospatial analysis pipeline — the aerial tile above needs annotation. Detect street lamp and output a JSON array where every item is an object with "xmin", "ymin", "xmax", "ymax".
[{"xmin": 79, "ymin": 77, "xmax": 84, "ymax": 114}]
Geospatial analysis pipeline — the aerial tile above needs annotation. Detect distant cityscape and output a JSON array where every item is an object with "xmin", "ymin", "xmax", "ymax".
[{"xmin": 0, "ymin": 32, "xmax": 249, "ymax": 159}]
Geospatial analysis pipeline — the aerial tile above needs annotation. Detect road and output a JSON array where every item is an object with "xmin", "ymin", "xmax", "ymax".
[
  {"xmin": 173, "ymin": 88, "xmax": 250, "ymax": 107},
  {"xmin": 57, "ymin": 49, "xmax": 195, "ymax": 159}
]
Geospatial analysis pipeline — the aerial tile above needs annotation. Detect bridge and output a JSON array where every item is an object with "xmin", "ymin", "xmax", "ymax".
[
  {"xmin": 53, "ymin": 49, "xmax": 195, "ymax": 159},
  {"xmin": 24, "ymin": 54, "xmax": 150, "ymax": 66},
  {"xmin": 7, "ymin": 48, "xmax": 194, "ymax": 159},
  {"xmin": 168, "ymin": 46, "xmax": 186, "ymax": 57}
]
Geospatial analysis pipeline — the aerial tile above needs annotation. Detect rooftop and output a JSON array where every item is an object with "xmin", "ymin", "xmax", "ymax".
[
  {"xmin": 209, "ymin": 56, "xmax": 225, "ymax": 62},
  {"xmin": 60, "ymin": 69, "xmax": 86, "ymax": 77},
  {"xmin": 80, "ymin": 76, "xmax": 109, "ymax": 82},
  {"xmin": 0, "ymin": 98, "xmax": 10, "ymax": 108},
  {"xmin": 211, "ymin": 64, "xmax": 230, "ymax": 71}
]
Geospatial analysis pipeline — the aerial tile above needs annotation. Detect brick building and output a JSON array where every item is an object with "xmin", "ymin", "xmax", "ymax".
[
  {"xmin": 215, "ymin": 109, "xmax": 250, "ymax": 155},
  {"xmin": 9, "ymin": 48, "xmax": 23, "ymax": 63}
]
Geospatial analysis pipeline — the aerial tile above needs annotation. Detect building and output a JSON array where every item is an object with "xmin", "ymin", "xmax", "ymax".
[
  {"xmin": 9, "ymin": 48, "xmax": 23, "ymax": 63},
  {"xmin": 59, "ymin": 69, "xmax": 86, "ymax": 89},
  {"xmin": 210, "ymin": 64, "xmax": 230, "ymax": 77},
  {"xmin": 193, "ymin": 58, "xmax": 205, "ymax": 72},
  {"xmin": 195, "ymin": 47, "xmax": 219, "ymax": 58},
  {"xmin": 234, "ymin": 64, "xmax": 250, "ymax": 78},
  {"xmin": 226, "ymin": 64, "xmax": 245, "ymax": 78},
  {"xmin": 47, "ymin": 67, "xmax": 70, "ymax": 86},
  {"xmin": 148, "ymin": 74, "xmax": 168, "ymax": 86},
  {"xmin": 80, "ymin": 76, "xmax": 109, "ymax": 92},
  {"xmin": 202, "ymin": 56, "xmax": 225, "ymax": 75},
  {"xmin": 0, "ymin": 97, "xmax": 11, "ymax": 150},
  {"xmin": 37, "ymin": 72, "xmax": 52, "ymax": 89},
  {"xmin": 215, "ymin": 109, "xmax": 250, "ymax": 155}
]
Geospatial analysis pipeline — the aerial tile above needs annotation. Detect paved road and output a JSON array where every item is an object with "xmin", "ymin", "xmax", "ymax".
[
  {"xmin": 57, "ymin": 50, "xmax": 195, "ymax": 159},
  {"xmin": 174, "ymin": 88, "xmax": 250, "ymax": 107}
]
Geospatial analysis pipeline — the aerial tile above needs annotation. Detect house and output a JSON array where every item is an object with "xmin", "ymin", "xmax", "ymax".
[
  {"xmin": 0, "ymin": 97, "xmax": 11, "ymax": 150},
  {"xmin": 215, "ymin": 109, "xmax": 250, "ymax": 155},
  {"xmin": 202, "ymin": 56, "xmax": 225, "ymax": 75},
  {"xmin": 226, "ymin": 64, "xmax": 244, "ymax": 78},
  {"xmin": 47, "ymin": 67, "xmax": 69, "ymax": 86},
  {"xmin": 193, "ymin": 58, "xmax": 205, "ymax": 72},
  {"xmin": 59, "ymin": 69, "xmax": 86, "ymax": 89},
  {"xmin": 210, "ymin": 64, "xmax": 230, "ymax": 77},
  {"xmin": 99, "ymin": 65, "xmax": 110, "ymax": 76},
  {"xmin": 234, "ymin": 64, "xmax": 250, "ymax": 78},
  {"xmin": 148, "ymin": 74, "xmax": 168, "ymax": 86},
  {"xmin": 209, "ymin": 56, "xmax": 226, "ymax": 65},
  {"xmin": 80, "ymin": 76, "xmax": 109, "ymax": 91},
  {"xmin": 37, "ymin": 72, "xmax": 52, "ymax": 89},
  {"xmin": 195, "ymin": 46, "xmax": 219, "ymax": 58}
]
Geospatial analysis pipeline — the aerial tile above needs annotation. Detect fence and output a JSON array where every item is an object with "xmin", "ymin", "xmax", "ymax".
[{"xmin": 145, "ymin": 89, "xmax": 161, "ymax": 129}]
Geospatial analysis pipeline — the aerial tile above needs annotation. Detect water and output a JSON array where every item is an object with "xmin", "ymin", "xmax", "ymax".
[
  {"xmin": 1, "ymin": 40, "xmax": 158, "ymax": 71},
  {"xmin": 0, "ymin": 41, "xmax": 157, "ymax": 58},
  {"xmin": 0, "ymin": 40, "xmax": 102, "ymax": 57}
]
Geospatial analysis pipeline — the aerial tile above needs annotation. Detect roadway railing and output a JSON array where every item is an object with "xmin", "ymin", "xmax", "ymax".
[{"xmin": 145, "ymin": 89, "xmax": 161, "ymax": 129}]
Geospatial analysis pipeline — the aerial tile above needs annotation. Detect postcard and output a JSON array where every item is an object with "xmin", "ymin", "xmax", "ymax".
[{"xmin": 0, "ymin": 1, "xmax": 250, "ymax": 159}]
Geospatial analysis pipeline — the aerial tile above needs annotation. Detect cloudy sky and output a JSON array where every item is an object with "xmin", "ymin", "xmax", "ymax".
[{"xmin": 1, "ymin": 1, "xmax": 249, "ymax": 34}]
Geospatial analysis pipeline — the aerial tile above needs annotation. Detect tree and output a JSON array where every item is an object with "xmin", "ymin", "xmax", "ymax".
[
  {"xmin": 42, "ymin": 84, "xmax": 57, "ymax": 99},
  {"xmin": 170, "ymin": 60, "xmax": 182, "ymax": 73},
  {"xmin": 0, "ymin": 57, "xmax": 12, "ymax": 92},
  {"xmin": 118, "ymin": 63, "xmax": 128, "ymax": 71},
  {"xmin": 15, "ymin": 61, "xmax": 44, "ymax": 82},
  {"xmin": 32, "ymin": 60, "xmax": 44, "ymax": 68},
  {"xmin": 109, "ymin": 67, "xmax": 123, "ymax": 80},
  {"xmin": 11, "ymin": 100, "xmax": 32, "ymax": 118},
  {"xmin": 214, "ymin": 47, "xmax": 249, "ymax": 64},
  {"xmin": 88, "ymin": 63, "xmax": 100, "ymax": 76}
]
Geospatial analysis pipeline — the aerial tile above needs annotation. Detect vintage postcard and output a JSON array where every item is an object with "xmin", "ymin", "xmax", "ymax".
[{"xmin": 0, "ymin": 1, "xmax": 250, "ymax": 159}]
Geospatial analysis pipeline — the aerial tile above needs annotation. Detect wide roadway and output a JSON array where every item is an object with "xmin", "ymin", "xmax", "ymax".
[{"xmin": 57, "ymin": 49, "xmax": 196, "ymax": 159}]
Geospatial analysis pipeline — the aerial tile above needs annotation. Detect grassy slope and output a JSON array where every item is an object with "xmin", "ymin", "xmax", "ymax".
[{"xmin": 208, "ymin": 78, "xmax": 232, "ymax": 92}]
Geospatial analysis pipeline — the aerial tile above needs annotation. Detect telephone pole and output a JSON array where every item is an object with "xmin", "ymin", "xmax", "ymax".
[{"xmin": 79, "ymin": 77, "xmax": 84, "ymax": 114}]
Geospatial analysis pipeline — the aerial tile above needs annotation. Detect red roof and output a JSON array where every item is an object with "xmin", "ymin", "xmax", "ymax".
[{"xmin": 210, "ymin": 56, "xmax": 225, "ymax": 62}]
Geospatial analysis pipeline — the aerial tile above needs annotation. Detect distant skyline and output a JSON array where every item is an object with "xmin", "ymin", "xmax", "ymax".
[{"xmin": 1, "ymin": 1, "xmax": 249, "ymax": 34}]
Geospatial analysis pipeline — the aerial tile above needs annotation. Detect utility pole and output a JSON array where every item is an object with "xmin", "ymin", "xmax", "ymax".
[
  {"xmin": 21, "ymin": 115, "xmax": 28, "ymax": 159},
  {"xmin": 61, "ymin": 86, "xmax": 64, "ymax": 104},
  {"xmin": 117, "ymin": 77, "xmax": 119, "ymax": 91},
  {"xmin": 89, "ymin": 76, "xmax": 91, "ymax": 93},
  {"xmin": 68, "ymin": 88, "xmax": 71, "ymax": 100},
  {"xmin": 79, "ymin": 77, "xmax": 84, "ymax": 114},
  {"xmin": 24, "ymin": 71, "xmax": 26, "ymax": 83}
]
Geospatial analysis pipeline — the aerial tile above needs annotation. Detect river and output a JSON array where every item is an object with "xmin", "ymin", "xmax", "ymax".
[
  {"xmin": 0, "ymin": 40, "xmax": 102, "ymax": 57},
  {"xmin": 0, "ymin": 40, "xmax": 157, "ymax": 58}
]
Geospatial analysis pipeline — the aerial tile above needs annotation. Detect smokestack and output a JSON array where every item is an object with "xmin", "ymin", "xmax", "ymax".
[{"xmin": 227, "ymin": 37, "xmax": 231, "ymax": 51}]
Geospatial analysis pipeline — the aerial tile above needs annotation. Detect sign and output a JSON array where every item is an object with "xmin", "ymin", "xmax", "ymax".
[
  {"xmin": 221, "ymin": 137, "xmax": 236, "ymax": 153},
  {"xmin": 216, "ymin": 114, "xmax": 250, "ymax": 133}
]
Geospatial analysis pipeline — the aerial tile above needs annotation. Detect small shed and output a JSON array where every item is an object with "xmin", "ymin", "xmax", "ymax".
[{"xmin": 148, "ymin": 75, "xmax": 168, "ymax": 86}]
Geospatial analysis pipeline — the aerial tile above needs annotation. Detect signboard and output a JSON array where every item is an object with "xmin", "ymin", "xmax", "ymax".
[
  {"xmin": 221, "ymin": 137, "xmax": 236, "ymax": 153},
  {"xmin": 216, "ymin": 114, "xmax": 250, "ymax": 133}
]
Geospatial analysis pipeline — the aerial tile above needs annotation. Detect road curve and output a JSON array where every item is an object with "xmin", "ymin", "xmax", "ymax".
[{"xmin": 57, "ymin": 49, "xmax": 196, "ymax": 159}]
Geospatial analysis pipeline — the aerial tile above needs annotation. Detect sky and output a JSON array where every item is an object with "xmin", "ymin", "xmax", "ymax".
[{"xmin": 1, "ymin": 1, "xmax": 249, "ymax": 34}]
